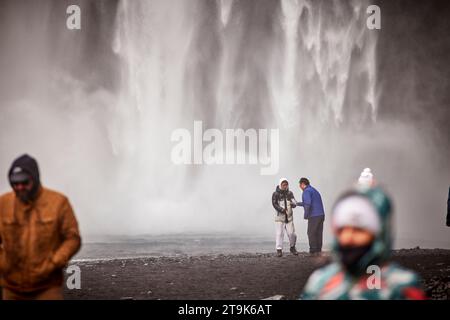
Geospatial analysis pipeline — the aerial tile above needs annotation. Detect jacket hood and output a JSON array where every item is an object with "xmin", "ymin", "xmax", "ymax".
[
  {"xmin": 279, "ymin": 177, "xmax": 289, "ymax": 188},
  {"xmin": 9, "ymin": 154, "xmax": 40, "ymax": 185},
  {"xmin": 8, "ymin": 154, "xmax": 41, "ymax": 200},
  {"xmin": 331, "ymin": 186, "xmax": 393, "ymax": 274},
  {"xmin": 276, "ymin": 178, "xmax": 289, "ymax": 193}
]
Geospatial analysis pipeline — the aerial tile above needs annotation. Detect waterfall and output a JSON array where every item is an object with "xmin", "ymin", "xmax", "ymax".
[
  {"xmin": 220, "ymin": 0, "xmax": 234, "ymax": 27},
  {"xmin": 1, "ymin": 0, "xmax": 448, "ymax": 248},
  {"xmin": 106, "ymin": 0, "xmax": 379, "ymax": 234},
  {"xmin": 273, "ymin": 0, "xmax": 378, "ymax": 127}
]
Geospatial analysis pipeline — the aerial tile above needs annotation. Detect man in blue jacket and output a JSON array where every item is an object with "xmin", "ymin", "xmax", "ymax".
[{"xmin": 297, "ymin": 178, "xmax": 325, "ymax": 255}]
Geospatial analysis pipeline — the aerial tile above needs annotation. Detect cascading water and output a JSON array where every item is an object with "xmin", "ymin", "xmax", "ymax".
[
  {"xmin": 108, "ymin": 0, "xmax": 379, "ymax": 235},
  {"xmin": 0, "ymin": 0, "xmax": 448, "ymax": 248},
  {"xmin": 220, "ymin": 0, "xmax": 234, "ymax": 26}
]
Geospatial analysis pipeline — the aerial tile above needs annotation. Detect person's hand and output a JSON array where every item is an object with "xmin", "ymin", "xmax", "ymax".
[
  {"xmin": 291, "ymin": 202, "xmax": 297, "ymax": 208},
  {"xmin": 35, "ymin": 257, "xmax": 57, "ymax": 281},
  {"xmin": 0, "ymin": 253, "xmax": 4, "ymax": 275}
]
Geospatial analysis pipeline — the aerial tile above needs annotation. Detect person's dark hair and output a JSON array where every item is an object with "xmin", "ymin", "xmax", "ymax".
[{"xmin": 299, "ymin": 177, "xmax": 310, "ymax": 186}]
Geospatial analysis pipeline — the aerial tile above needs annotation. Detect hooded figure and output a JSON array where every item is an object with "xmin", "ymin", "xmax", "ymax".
[
  {"xmin": 301, "ymin": 186, "xmax": 426, "ymax": 300},
  {"xmin": 8, "ymin": 154, "xmax": 41, "ymax": 203},
  {"xmin": 0, "ymin": 154, "xmax": 81, "ymax": 300},
  {"xmin": 271, "ymin": 178, "xmax": 298, "ymax": 256}
]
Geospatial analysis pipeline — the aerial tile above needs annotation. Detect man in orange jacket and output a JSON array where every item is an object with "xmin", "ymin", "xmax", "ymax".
[{"xmin": 0, "ymin": 154, "xmax": 81, "ymax": 300}]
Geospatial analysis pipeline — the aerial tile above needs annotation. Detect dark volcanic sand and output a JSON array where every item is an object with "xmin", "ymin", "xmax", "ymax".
[{"xmin": 64, "ymin": 249, "xmax": 450, "ymax": 300}]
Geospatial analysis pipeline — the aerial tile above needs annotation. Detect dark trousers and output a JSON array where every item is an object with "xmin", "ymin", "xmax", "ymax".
[{"xmin": 307, "ymin": 215, "xmax": 324, "ymax": 253}]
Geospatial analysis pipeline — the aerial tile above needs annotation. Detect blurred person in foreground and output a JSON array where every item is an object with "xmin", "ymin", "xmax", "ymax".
[
  {"xmin": 0, "ymin": 154, "xmax": 81, "ymax": 300},
  {"xmin": 301, "ymin": 186, "xmax": 426, "ymax": 300}
]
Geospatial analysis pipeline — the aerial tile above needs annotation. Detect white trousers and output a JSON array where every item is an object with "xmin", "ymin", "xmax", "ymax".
[{"xmin": 275, "ymin": 221, "xmax": 297, "ymax": 250}]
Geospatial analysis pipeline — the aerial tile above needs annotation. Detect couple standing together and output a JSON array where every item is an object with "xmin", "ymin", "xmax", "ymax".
[{"xmin": 272, "ymin": 177, "xmax": 325, "ymax": 257}]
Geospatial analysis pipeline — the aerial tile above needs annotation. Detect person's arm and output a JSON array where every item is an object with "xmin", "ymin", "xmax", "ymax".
[
  {"xmin": 0, "ymin": 198, "xmax": 4, "ymax": 275},
  {"xmin": 393, "ymin": 273, "xmax": 427, "ymax": 300},
  {"xmin": 300, "ymin": 268, "xmax": 325, "ymax": 300},
  {"xmin": 0, "ymin": 223, "xmax": 3, "ymax": 275},
  {"xmin": 302, "ymin": 190, "xmax": 312, "ymax": 219},
  {"xmin": 50, "ymin": 198, "xmax": 82, "ymax": 269},
  {"xmin": 446, "ymin": 187, "xmax": 450, "ymax": 227},
  {"xmin": 272, "ymin": 192, "xmax": 286, "ymax": 213},
  {"xmin": 290, "ymin": 192, "xmax": 297, "ymax": 208}
]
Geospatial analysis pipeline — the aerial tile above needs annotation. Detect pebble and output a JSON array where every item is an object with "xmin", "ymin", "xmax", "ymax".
[{"xmin": 262, "ymin": 295, "xmax": 285, "ymax": 300}]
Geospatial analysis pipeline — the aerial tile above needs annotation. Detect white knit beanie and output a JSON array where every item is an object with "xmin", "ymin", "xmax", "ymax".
[{"xmin": 332, "ymin": 195, "xmax": 381, "ymax": 235}]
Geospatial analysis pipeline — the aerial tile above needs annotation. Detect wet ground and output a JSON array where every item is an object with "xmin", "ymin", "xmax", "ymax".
[{"xmin": 64, "ymin": 248, "xmax": 450, "ymax": 300}]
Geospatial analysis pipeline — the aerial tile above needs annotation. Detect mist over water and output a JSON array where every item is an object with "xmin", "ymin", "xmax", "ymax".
[{"xmin": 0, "ymin": 0, "xmax": 449, "ymax": 250}]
